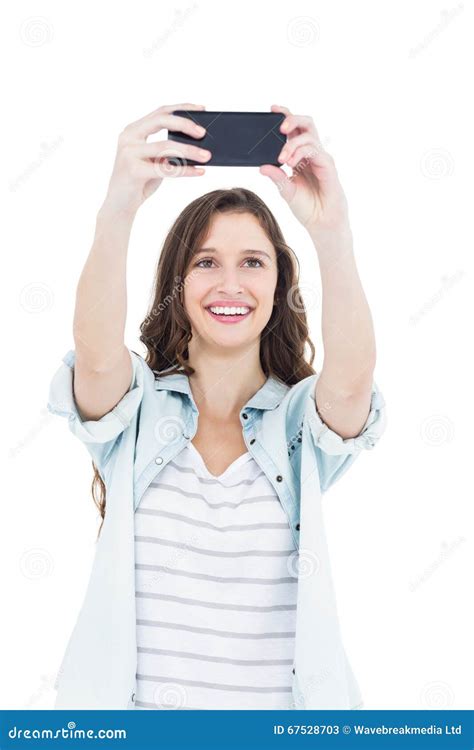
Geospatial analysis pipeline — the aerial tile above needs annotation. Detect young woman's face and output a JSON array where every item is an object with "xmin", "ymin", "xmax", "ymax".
[{"xmin": 183, "ymin": 212, "xmax": 278, "ymax": 350}]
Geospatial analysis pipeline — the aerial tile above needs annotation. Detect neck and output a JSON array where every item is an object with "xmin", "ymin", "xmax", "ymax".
[{"xmin": 187, "ymin": 342, "xmax": 267, "ymax": 419}]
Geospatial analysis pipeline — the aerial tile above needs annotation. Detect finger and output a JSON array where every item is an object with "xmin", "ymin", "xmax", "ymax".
[
  {"xmin": 270, "ymin": 104, "xmax": 292, "ymax": 116},
  {"xmin": 123, "ymin": 108, "xmax": 207, "ymax": 142},
  {"xmin": 158, "ymin": 102, "xmax": 206, "ymax": 113},
  {"xmin": 278, "ymin": 134, "xmax": 325, "ymax": 164},
  {"xmin": 128, "ymin": 102, "xmax": 206, "ymax": 130},
  {"xmin": 138, "ymin": 141, "xmax": 211, "ymax": 163},
  {"xmin": 287, "ymin": 145, "xmax": 338, "ymax": 186},
  {"xmin": 280, "ymin": 114, "xmax": 319, "ymax": 139},
  {"xmin": 142, "ymin": 161, "xmax": 206, "ymax": 179},
  {"xmin": 259, "ymin": 164, "xmax": 297, "ymax": 203}
]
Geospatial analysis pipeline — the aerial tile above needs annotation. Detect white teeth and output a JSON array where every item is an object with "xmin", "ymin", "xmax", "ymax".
[{"xmin": 208, "ymin": 306, "xmax": 250, "ymax": 316}]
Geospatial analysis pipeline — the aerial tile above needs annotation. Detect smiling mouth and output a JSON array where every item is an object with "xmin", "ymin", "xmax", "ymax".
[{"xmin": 205, "ymin": 306, "xmax": 253, "ymax": 324}]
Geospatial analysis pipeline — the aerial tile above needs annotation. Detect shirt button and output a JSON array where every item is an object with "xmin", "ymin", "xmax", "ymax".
[
  {"xmin": 155, "ymin": 456, "xmax": 163, "ymax": 465},
  {"xmin": 242, "ymin": 412, "xmax": 248, "ymax": 420},
  {"xmin": 276, "ymin": 475, "xmax": 283, "ymax": 482},
  {"xmin": 295, "ymin": 523, "xmax": 300, "ymax": 531},
  {"xmin": 292, "ymin": 668, "xmax": 295, "ymax": 675},
  {"xmin": 131, "ymin": 692, "xmax": 135, "ymax": 702},
  {"xmin": 250, "ymin": 438, "xmax": 255, "ymax": 445}
]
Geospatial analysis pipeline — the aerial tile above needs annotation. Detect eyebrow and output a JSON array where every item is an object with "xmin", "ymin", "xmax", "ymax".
[{"xmin": 196, "ymin": 247, "xmax": 273, "ymax": 260}]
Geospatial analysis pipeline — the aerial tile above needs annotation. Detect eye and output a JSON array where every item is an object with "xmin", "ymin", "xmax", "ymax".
[
  {"xmin": 194, "ymin": 257, "xmax": 264, "ymax": 269},
  {"xmin": 244, "ymin": 257, "xmax": 264, "ymax": 268}
]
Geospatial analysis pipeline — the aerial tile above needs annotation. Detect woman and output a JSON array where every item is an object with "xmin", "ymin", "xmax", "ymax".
[{"xmin": 47, "ymin": 102, "xmax": 387, "ymax": 710}]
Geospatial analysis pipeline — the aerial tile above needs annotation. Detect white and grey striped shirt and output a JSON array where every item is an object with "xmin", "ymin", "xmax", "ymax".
[{"xmin": 133, "ymin": 441, "xmax": 298, "ymax": 710}]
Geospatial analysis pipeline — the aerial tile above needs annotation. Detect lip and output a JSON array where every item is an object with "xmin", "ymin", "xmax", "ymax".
[
  {"xmin": 205, "ymin": 301, "xmax": 254, "ymax": 309},
  {"xmin": 205, "ymin": 305, "xmax": 253, "ymax": 325}
]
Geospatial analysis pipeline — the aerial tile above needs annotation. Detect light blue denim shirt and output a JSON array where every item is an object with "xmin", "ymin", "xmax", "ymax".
[{"xmin": 46, "ymin": 347, "xmax": 387, "ymax": 710}]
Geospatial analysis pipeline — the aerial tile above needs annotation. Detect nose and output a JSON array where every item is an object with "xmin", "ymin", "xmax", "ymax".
[{"xmin": 216, "ymin": 268, "xmax": 246, "ymax": 295}]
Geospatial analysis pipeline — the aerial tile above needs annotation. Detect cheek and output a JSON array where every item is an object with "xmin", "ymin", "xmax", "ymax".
[
  {"xmin": 252, "ymin": 277, "xmax": 278, "ymax": 307},
  {"xmin": 183, "ymin": 276, "xmax": 209, "ymax": 308}
]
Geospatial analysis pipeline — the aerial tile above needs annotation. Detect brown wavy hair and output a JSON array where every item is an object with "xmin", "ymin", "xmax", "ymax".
[{"xmin": 92, "ymin": 187, "xmax": 317, "ymax": 537}]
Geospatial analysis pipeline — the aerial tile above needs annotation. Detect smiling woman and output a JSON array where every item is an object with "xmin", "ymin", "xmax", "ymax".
[
  {"xmin": 47, "ymin": 102, "xmax": 387, "ymax": 711},
  {"xmin": 183, "ymin": 211, "xmax": 279, "ymax": 344}
]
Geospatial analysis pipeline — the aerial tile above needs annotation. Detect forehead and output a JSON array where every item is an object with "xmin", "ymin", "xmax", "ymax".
[{"xmin": 202, "ymin": 212, "xmax": 274, "ymax": 251}]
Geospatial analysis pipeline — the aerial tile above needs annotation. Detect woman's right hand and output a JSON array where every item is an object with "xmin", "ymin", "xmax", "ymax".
[{"xmin": 101, "ymin": 102, "xmax": 211, "ymax": 217}]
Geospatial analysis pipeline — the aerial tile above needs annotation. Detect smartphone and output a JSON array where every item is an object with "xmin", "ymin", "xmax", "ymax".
[{"xmin": 167, "ymin": 110, "xmax": 286, "ymax": 167}]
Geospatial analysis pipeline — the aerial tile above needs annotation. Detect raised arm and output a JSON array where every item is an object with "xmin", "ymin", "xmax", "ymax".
[
  {"xmin": 71, "ymin": 102, "xmax": 211, "ymax": 421},
  {"xmin": 260, "ymin": 104, "xmax": 377, "ymax": 439}
]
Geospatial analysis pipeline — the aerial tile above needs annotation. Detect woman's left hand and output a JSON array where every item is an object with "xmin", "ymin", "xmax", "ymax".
[{"xmin": 260, "ymin": 104, "xmax": 350, "ymax": 236}]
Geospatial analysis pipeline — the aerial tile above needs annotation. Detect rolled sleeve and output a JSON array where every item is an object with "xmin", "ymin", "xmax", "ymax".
[
  {"xmin": 46, "ymin": 348, "xmax": 144, "ymax": 475},
  {"xmin": 304, "ymin": 379, "xmax": 387, "ymax": 492}
]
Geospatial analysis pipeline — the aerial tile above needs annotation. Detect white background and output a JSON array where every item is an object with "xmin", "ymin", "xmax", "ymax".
[{"xmin": 2, "ymin": 0, "xmax": 472, "ymax": 710}]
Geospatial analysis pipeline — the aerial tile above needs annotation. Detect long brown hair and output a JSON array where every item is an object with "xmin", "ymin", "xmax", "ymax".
[{"xmin": 92, "ymin": 187, "xmax": 317, "ymax": 537}]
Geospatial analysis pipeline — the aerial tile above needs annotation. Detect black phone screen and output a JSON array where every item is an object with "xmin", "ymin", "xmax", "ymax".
[{"xmin": 167, "ymin": 111, "xmax": 286, "ymax": 167}]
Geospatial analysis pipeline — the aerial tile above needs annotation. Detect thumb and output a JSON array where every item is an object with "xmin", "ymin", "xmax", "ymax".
[{"xmin": 259, "ymin": 164, "xmax": 296, "ymax": 203}]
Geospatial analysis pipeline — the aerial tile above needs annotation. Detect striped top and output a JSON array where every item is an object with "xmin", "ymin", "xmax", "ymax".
[{"xmin": 133, "ymin": 441, "xmax": 298, "ymax": 710}]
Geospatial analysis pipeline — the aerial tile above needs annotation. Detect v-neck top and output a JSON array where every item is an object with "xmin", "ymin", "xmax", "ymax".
[
  {"xmin": 187, "ymin": 441, "xmax": 252, "ymax": 482},
  {"xmin": 133, "ymin": 441, "xmax": 298, "ymax": 710}
]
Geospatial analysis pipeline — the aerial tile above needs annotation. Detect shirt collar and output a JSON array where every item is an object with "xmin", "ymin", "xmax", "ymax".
[{"xmin": 154, "ymin": 370, "xmax": 289, "ymax": 411}]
